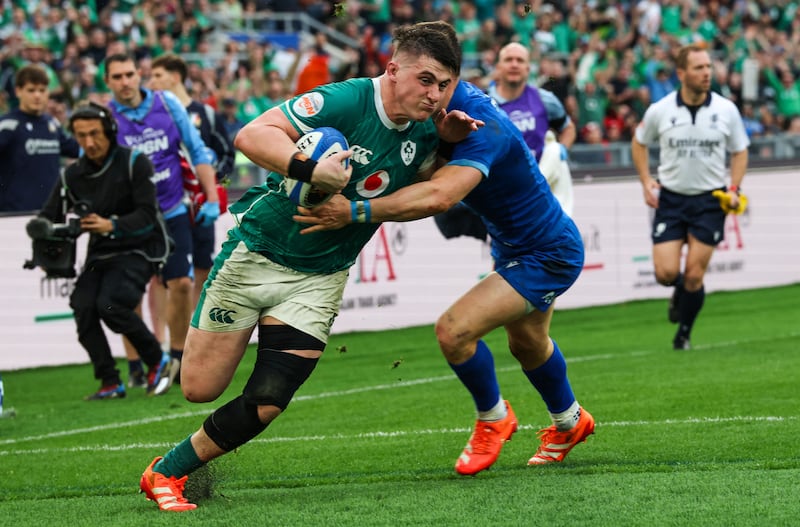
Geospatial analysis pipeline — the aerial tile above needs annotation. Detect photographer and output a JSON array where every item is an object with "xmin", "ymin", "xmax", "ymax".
[{"xmin": 33, "ymin": 103, "xmax": 171, "ymax": 400}]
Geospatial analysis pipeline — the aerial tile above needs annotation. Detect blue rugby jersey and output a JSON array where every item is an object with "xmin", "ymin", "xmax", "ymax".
[
  {"xmin": 0, "ymin": 109, "xmax": 79, "ymax": 212},
  {"xmin": 445, "ymin": 81, "xmax": 572, "ymax": 259}
]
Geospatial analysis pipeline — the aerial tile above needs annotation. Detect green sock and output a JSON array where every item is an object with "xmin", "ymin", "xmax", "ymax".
[{"xmin": 154, "ymin": 434, "xmax": 204, "ymax": 478}]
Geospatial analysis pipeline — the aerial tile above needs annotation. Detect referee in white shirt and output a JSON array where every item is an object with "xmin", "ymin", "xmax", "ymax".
[{"xmin": 631, "ymin": 43, "xmax": 750, "ymax": 350}]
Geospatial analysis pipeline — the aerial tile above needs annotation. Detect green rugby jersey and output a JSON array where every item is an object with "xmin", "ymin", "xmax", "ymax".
[{"xmin": 229, "ymin": 77, "xmax": 439, "ymax": 274}]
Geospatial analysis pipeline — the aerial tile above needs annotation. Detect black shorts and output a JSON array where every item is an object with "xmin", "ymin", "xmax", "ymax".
[
  {"xmin": 161, "ymin": 212, "xmax": 194, "ymax": 282},
  {"xmin": 652, "ymin": 186, "xmax": 727, "ymax": 246},
  {"xmin": 192, "ymin": 222, "xmax": 216, "ymax": 270}
]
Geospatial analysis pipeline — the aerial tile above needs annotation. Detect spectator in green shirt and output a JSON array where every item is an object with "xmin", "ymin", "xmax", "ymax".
[
  {"xmin": 577, "ymin": 80, "xmax": 609, "ymax": 130},
  {"xmin": 763, "ymin": 65, "xmax": 800, "ymax": 124}
]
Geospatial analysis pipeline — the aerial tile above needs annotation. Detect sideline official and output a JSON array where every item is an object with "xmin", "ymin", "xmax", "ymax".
[{"xmin": 631, "ymin": 43, "xmax": 749, "ymax": 350}]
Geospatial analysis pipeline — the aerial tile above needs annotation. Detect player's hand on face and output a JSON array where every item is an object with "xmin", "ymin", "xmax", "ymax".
[
  {"xmin": 310, "ymin": 150, "xmax": 353, "ymax": 193},
  {"xmin": 293, "ymin": 194, "xmax": 351, "ymax": 234},
  {"xmin": 434, "ymin": 108, "xmax": 485, "ymax": 143}
]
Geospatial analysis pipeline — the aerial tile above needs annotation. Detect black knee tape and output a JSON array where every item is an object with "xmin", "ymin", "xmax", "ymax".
[
  {"xmin": 243, "ymin": 348, "xmax": 318, "ymax": 410},
  {"xmin": 203, "ymin": 395, "xmax": 267, "ymax": 452},
  {"xmin": 258, "ymin": 324, "xmax": 325, "ymax": 352}
]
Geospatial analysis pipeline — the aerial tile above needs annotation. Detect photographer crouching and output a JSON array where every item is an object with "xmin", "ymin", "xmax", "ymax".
[{"xmin": 29, "ymin": 102, "xmax": 171, "ymax": 400}]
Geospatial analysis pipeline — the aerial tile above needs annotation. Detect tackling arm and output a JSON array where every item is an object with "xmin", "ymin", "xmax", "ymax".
[{"xmin": 293, "ymin": 164, "xmax": 482, "ymax": 234}]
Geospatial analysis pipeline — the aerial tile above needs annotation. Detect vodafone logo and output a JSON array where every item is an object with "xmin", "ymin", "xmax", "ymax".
[
  {"xmin": 357, "ymin": 170, "xmax": 390, "ymax": 198},
  {"xmin": 292, "ymin": 92, "xmax": 324, "ymax": 117}
]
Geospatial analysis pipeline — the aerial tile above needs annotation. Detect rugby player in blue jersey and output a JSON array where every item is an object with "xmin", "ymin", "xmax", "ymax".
[{"xmin": 297, "ymin": 79, "xmax": 595, "ymax": 475}]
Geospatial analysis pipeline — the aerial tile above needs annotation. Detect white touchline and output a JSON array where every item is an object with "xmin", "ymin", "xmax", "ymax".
[
  {"xmin": 1, "ymin": 415, "xmax": 795, "ymax": 457},
  {"xmin": 0, "ymin": 352, "xmax": 630, "ymax": 448},
  {"xmin": 1, "ymin": 335, "xmax": 795, "ymax": 451}
]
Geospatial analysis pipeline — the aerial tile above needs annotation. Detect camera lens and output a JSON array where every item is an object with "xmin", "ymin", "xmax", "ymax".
[{"xmin": 26, "ymin": 217, "xmax": 53, "ymax": 239}]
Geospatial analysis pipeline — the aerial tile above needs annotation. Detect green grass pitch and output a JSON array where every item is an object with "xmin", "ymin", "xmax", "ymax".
[{"xmin": 1, "ymin": 283, "xmax": 798, "ymax": 526}]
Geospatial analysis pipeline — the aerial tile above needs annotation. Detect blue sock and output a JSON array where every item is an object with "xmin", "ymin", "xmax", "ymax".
[
  {"xmin": 154, "ymin": 434, "xmax": 204, "ymax": 478},
  {"xmin": 449, "ymin": 340, "xmax": 501, "ymax": 412},
  {"xmin": 523, "ymin": 340, "xmax": 575, "ymax": 413}
]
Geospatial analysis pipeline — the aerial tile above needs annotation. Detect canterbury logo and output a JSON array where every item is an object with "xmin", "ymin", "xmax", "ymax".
[
  {"xmin": 208, "ymin": 307, "xmax": 236, "ymax": 324},
  {"xmin": 350, "ymin": 145, "xmax": 373, "ymax": 165}
]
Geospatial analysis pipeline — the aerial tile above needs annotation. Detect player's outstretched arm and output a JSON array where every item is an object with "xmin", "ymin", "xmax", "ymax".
[{"xmin": 294, "ymin": 165, "xmax": 482, "ymax": 234}]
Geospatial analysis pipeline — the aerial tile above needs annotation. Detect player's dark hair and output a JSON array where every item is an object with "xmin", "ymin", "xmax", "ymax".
[
  {"xmin": 103, "ymin": 52, "xmax": 138, "ymax": 78},
  {"xmin": 393, "ymin": 21, "xmax": 461, "ymax": 76},
  {"xmin": 675, "ymin": 43, "xmax": 708, "ymax": 70},
  {"xmin": 14, "ymin": 64, "xmax": 49, "ymax": 88},
  {"xmin": 151, "ymin": 53, "xmax": 188, "ymax": 83},
  {"xmin": 68, "ymin": 101, "xmax": 118, "ymax": 143}
]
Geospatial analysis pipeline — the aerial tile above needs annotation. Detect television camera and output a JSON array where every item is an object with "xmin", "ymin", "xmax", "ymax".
[{"xmin": 23, "ymin": 200, "xmax": 91, "ymax": 278}]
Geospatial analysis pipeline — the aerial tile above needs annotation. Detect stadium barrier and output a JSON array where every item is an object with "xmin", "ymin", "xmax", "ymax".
[{"xmin": 1, "ymin": 167, "xmax": 798, "ymax": 370}]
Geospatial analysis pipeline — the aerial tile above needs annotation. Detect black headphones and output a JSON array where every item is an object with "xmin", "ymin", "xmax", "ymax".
[{"xmin": 68, "ymin": 102, "xmax": 118, "ymax": 141}]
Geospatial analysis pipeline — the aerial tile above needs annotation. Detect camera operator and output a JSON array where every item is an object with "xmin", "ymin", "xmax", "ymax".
[{"xmin": 34, "ymin": 103, "xmax": 171, "ymax": 400}]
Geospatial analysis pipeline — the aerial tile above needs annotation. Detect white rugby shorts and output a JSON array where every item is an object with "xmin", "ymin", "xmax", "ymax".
[{"xmin": 192, "ymin": 239, "xmax": 348, "ymax": 343}]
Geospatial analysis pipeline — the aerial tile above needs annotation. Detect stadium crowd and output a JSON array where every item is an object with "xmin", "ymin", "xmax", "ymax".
[{"xmin": 1, "ymin": 0, "xmax": 799, "ymax": 150}]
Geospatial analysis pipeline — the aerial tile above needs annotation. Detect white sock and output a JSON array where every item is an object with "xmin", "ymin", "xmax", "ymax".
[
  {"xmin": 478, "ymin": 398, "xmax": 507, "ymax": 422},
  {"xmin": 550, "ymin": 401, "xmax": 581, "ymax": 431}
]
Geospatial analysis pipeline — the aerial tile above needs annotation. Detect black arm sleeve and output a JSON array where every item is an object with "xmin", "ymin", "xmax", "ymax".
[{"xmin": 112, "ymin": 151, "xmax": 158, "ymax": 237}]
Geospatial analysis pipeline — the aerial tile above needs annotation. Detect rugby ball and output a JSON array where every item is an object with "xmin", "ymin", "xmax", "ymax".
[{"xmin": 284, "ymin": 127, "xmax": 349, "ymax": 208}]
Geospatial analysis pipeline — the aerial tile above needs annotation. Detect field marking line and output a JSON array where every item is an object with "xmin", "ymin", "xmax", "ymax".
[
  {"xmin": 2, "ymin": 331, "xmax": 796, "ymax": 448},
  {"xmin": 0, "ymin": 352, "xmax": 638, "ymax": 447},
  {"xmin": 1, "ymin": 415, "xmax": 796, "ymax": 457}
]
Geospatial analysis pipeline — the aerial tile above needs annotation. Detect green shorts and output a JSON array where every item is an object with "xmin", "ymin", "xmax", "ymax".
[{"xmin": 191, "ymin": 238, "xmax": 348, "ymax": 343}]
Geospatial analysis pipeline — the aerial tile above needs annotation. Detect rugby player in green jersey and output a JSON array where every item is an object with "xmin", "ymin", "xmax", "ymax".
[{"xmin": 138, "ymin": 21, "xmax": 481, "ymax": 511}]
